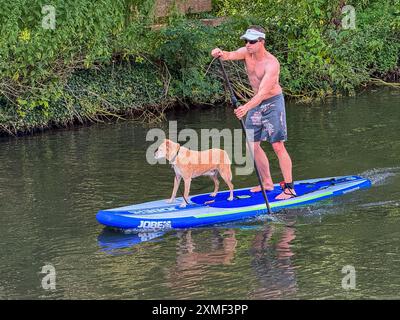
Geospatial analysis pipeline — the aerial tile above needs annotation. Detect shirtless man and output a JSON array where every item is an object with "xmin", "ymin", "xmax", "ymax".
[{"xmin": 211, "ymin": 25, "xmax": 296, "ymax": 199}]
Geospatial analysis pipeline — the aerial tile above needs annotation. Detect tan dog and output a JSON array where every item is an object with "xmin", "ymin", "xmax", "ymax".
[{"xmin": 154, "ymin": 139, "xmax": 234, "ymax": 207}]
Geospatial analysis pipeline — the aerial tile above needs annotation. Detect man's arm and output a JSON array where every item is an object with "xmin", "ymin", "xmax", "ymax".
[{"xmin": 211, "ymin": 47, "xmax": 247, "ymax": 61}]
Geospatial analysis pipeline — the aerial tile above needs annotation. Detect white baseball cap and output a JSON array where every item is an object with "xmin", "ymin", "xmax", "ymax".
[{"xmin": 240, "ymin": 29, "xmax": 265, "ymax": 41}]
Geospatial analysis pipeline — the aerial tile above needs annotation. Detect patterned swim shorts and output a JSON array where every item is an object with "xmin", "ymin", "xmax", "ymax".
[{"xmin": 244, "ymin": 93, "xmax": 287, "ymax": 143}]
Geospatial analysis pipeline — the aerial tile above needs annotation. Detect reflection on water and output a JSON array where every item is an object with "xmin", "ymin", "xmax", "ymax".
[
  {"xmin": 165, "ymin": 229, "xmax": 238, "ymax": 297},
  {"xmin": 96, "ymin": 223, "xmax": 298, "ymax": 299},
  {"xmin": 97, "ymin": 230, "xmax": 166, "ymax": 255},
  {"xmin": 249, "ymin": 225, "xmax": 297, "ymax": 299}
]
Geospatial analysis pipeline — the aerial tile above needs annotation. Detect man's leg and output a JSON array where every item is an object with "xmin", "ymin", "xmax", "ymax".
[
  {"xmin": 249, "ymin": 141, "xmax": 274, "ymax": 192},
  {"xmin": 272, "ymin": 141, "xmax": 296, "ymax": 199}
]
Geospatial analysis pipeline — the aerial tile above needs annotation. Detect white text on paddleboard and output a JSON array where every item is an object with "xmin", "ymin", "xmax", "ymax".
[{"xmin": 138, "ymin": 220, "xmax": 172, "ymax": 230}]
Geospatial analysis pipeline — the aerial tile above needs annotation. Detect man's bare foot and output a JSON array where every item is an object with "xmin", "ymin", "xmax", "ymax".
[
  {"xmin": 275, "ymin": 188, "xmax": 297, "ymax": 200},
  {"xmin": 250, "ymin": 185, "xmax": 274, "ymax": 193}
]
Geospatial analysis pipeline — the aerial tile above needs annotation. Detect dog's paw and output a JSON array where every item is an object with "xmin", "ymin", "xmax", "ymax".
[
  {"xmin": 166, "ymin": 198, "xmax": 175, "ymax": 204},
  {"xmin": 210, "ymin": 192, "xmax": 217, "ymax": 197}
]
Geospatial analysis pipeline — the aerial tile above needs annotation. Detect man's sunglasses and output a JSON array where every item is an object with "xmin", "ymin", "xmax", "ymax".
[{"xmin": 244, "ymin": 39, "xmax": 259, "ymax": 44}]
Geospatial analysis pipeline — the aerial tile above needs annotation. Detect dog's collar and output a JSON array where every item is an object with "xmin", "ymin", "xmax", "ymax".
[{"xmin": 170, "ymin": 145, "xmax": 181, "ymax": 164}]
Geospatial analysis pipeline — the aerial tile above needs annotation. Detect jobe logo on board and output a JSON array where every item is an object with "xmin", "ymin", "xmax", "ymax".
[{"xmin": 138, "ymin": 220, "xmax": 172, "ymax": 230}]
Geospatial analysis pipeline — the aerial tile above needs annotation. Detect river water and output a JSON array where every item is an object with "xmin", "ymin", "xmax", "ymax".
[{"xmin": 0, "ymin": 89, "xmax": 399, "ymax": 299}]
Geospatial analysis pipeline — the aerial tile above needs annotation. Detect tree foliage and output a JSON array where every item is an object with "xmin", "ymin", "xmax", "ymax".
[{"xmin": 0, "ymin": 0, "xmax": 398, "ymax": 134}]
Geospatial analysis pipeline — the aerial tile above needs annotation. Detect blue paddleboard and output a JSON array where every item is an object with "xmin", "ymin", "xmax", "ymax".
[{"xmin": 96, "ymin": 175, "xmax": 371, "ymax": 232}]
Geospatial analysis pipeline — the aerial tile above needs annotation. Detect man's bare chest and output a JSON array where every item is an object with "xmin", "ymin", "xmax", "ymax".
[{"xmin": 245, "ymin": 60, "xmax": 266, "ymax": 81}]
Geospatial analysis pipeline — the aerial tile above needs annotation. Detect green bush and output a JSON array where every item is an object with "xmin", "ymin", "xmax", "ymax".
[
  {"xmin": 0, "ymin": 0, "xmax": 160, "ymax": 133},
  {"xmin": 0, "ymin": 0, "xmax": 398, "ymax": 134},
  {"xmin": 153, "ymin": 18, "xmax": 222, "ymax": 104},
  {"xmin": 212, "ymin": 0, "xmax": 399, "ymax": 98}
]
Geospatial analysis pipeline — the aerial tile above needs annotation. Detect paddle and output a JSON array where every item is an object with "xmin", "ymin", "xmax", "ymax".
[{"xmin": 217, "ymin": 58, "xmax": 272, "ymax": 215}]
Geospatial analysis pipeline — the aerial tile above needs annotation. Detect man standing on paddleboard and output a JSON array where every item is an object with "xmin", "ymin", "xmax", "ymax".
[{"xmin": 211, "ymin": 25, "xmax": 296, "ymax": 200}]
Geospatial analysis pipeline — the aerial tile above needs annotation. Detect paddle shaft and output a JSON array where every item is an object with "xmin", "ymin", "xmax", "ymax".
[{"xmin": 218, "ymin": 58, "xmax": 272, "ymax": 214}]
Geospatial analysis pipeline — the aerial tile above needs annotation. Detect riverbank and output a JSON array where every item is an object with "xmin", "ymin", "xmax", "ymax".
[{"xmin": 0, "ymin": 0, "xmax": 399, "ymax": 135}]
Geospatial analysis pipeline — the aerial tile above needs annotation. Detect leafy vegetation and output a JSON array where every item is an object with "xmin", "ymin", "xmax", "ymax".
[{"xmin": 0, "ymin": 0, "xmax": 399, "ymax": 134}]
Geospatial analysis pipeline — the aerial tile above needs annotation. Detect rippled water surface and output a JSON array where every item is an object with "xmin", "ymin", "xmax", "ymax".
[{"xmin": 0, "ymin": 89, "xmax": 399, "ymax": 299}]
